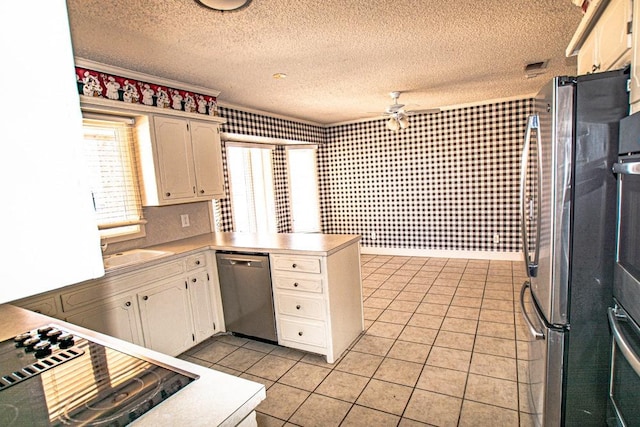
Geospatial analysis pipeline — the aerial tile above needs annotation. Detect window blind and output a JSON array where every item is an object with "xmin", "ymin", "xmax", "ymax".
[{"xmin": 82, "ymin": 117, "xmax": 145, "ymax": 239}]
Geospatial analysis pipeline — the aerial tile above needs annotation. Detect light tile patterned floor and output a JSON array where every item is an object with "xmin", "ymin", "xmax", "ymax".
[{"xmin": 180, "ymin": 255, "xmax": 534, "ymax": 426}]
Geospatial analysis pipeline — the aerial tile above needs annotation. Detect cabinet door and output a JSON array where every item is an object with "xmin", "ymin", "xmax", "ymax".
[
  {"xmin": 153, "ymin": 116, "xmax": 196, "ymax": 202},
  {"xmin": 138, "ymin": 279, "xmax": 194, "ymax": 356},
  {"xmin": 190, "ymin": 121, "xmax": 225, "ymax": 199},
  {"xmin": 65, "ymin": 295, "xmax": 143, "ymax": 346},
  {"xmin": 578, "ymin": 29, "xmax": 598, "ymax": 75},
  {"xmin": 188, "ymin": 270, "xmax": 217, "ymax": 342},
  {"xmin": 598, "ymin": 0, "xmax": 631, "ymax": 71}
]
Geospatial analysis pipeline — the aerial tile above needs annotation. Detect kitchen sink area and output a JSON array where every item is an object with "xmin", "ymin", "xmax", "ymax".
[{"xmin": 103, "ymin": 249, "xmax": 174, "ymax": 270}]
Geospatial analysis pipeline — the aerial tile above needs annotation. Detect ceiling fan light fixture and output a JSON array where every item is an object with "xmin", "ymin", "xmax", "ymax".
[
  {"xmin": 197, "ymin": 0, "xmax": 251, "ymax": 11},
  {"xmin": 386, "ymin": 117, "xmax": 400, "ymax": 131},
  {"xmin": 398, "ymin": 114, "xmax": 409, "ymax": 129}
]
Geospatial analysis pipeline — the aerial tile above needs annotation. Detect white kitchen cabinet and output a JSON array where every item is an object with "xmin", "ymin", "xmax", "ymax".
[
  {"xmin": 188, "ymin": 269, "xmax": 218, "ymax": 342},
  {"xmin": 270, "ymin": 242, "xmax": 363, "ymax": 363},
  {"xmin": 65, "ymin": 294, "xmax": 143, "ymax": 346},
  {"xmin": 576, "ymin": 0, "xmax": 632, "ymax": 75},
  {"xmin": 137, "ymin": 115, "xmax": 225, "ymax": 206},
  {"xmin": 138, "ymin": 278, "xmax": 194, "ymax": 356}
]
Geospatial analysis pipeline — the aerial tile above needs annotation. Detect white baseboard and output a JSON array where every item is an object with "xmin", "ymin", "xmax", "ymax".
[{"xmin": 360, "ymin": 246, "xmax": 522, "ymax": 262}]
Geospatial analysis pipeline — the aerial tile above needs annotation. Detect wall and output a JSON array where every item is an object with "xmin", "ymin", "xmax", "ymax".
[{"xmin": 218, "ymin": 99, "xmax": 531, "ymax": 258}]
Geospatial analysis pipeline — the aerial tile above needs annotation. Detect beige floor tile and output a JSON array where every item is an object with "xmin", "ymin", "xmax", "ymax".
[
  {"xmin": 373, "ymin": 357, "xmax": 423, "ymax": 387},
  {"xmin": 465, "ymin": 373, "xmax": 518, "ymax": 410},
  {"xmin": 422, "ymin": 293, "xmax": 454, "ymax": 305},
  {"xmin": 395, "ymin": 291, "xmax": 425, "ymax": 302},
  {"xmin": 404, "ymin": 389, "xmax": 463, "ymax": 426},
  {"xmin": 351, "ymin": 335, "xmax": 395, "ymax": 357},
  {"xmin": 454, "ymin": 287, "xmax": 484, "ymax": 298},
  {"xmin": 179, "ymin": 354, "xmax": 213, "ymax": 368},
  {"xmin": 356, "ymin": 379, "xmax": 413, "ymax": 416},
  {"xmin": 398, "ymin": 326, "xmax": 438, "ymax": 345},
  {"xmin": 434, "ymin": 330, "xmax": 475, "ymax": 351},
  {"xmin": 427, "ymin": 346, "xmax": 472, "ymax": 372},
  {"xmin": 446, "ymin": 306, "xmax": 481, "ymax": 320},
  {"xmin": 316, "ymin": 370, "xmax": 370, "ymax": 402},
  {"xmin": 398, "ymin": 417, "xmax": 432, "ymax": 426},
  {"xmin": 484, "ymin": 289, "xmax": 514, "ymax": 301},
  {"xmin": 335, "ymin": 350, "xmax": 384, "ymax": 377},
  {"xmin": 377, "ymin": 309, "xmax": 413, "ymax": 325},
  {"xmin": 217, "ymin": 347, "xmax": 266, "ymax": 371},
  {"xmin": 404, "ymin": 283, "xmax": 432, "ymax": 293},
  {"xmin": 243, "ymin": 340, "xmax": 277, "ymax": 353},
  {"xmin": 289, "ymin": 394, "xmax": 351, "ymax": 427},
  {"xmin": 300, "ymin": 352, "xmax": 335, "ymax": 368},
  {"xmin": 240, "ymin": 372, "xmax": 275, "ymax": 390},
  {"xmin": 387, "ymin": 300, "xmax": 420, "ymax": 312},
  {"xmin": 366, "ymin": 321, "xmax": 405, "ymax": 339},
  {"xmin": 473, "ymin": 335, "xmax": 517, "ymax": 358},
  {"xmin": 428, "ymin": 285, "xmax": 457, "ymax": 296},
  {"xmin": 363, "ymin": 297, "xmax": 393, "ymax": 309},
  {"xmin": 245, "ymin": 354, "xmax": 298, "ymax": 381},
  {"xmin": 408, "ymin": 313, "xmax": 445, "ymax": 329},
  {"xmin": 190, "ymin": 341, "xmax": 238, "ymax": 363},
  {"xmin": 482, "ymin": 298, "xmax": 515, "ymax": 311},
  {"xmin": 451, "ymin": 296, "xmax": 483, "ymax": 308},
  {"xmin": 470, "ymin": 352, "xmax": 517, "ymax": 381},
  {"xmin": 416, "ymin": 365, "xmax": 468, "ymax": 398},
  {"xmin": 387, "ymin": 340, "xmax": 431, "ymax": 364},
  {"xmin": 458, "ymin": 279, "xmax": 486, "ymax": 289},
  {"xmin": 257, "ymin": 383, "xmax": 310, "ymax": 420},
  {"xmin": 479, "ymin": 308, "xmax": 512, "ymax": 323},
  {"xmin": 433, "ymin": 277, "xmax": 461, "ymax": 287},
  {"xmin": 476, "ymin": 320, "xmax": 515, "ymax": 340},
  {"xmin": 415, "ymin": 302, "xmax": 449, "ymax": 316},
  {"xmin": 458, "ymin": 400, "xmax": 519, "ymax": 427},
  {"xmin": 210, "ymin": 363, "xmax": 242, "ymax": 376},
  {"xmin": 278, "ymin": 361, "xmax": 331, "ymax": 391},
  {"xmin": 255, "ymin": 412, "xmax": 285, "ymax": 427},
  {"xmin": 441, "ymin": 317, "xmax": 478, "ymax": 334},
  {"xmin": 370, "ymin": 289, "xmax": 401, "ymax": 299},
  {"xmin": 341, "ymin": 404, "xmax": 400, "ymax": 427},
  {"xmin": 363, "ymin": 306, "xmax": 383, "ymax": 321},
  {"xmin": 216, "ymin": 334, "xmax": 250, "ymax": 346}
]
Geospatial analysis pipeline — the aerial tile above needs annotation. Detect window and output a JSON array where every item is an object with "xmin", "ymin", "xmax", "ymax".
[
  {"xmin": 287, "ymin": 146, "xmax": 321, "ymax": 232},
  {"xmin": 82, "ymin": 115, "xmax": 145, "ymax": 242},
  {"xmin": 226, "ymin": 143, "xmax": 277, "ymax": 233}
]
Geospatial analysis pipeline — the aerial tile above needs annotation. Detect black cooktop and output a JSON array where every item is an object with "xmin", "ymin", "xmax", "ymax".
[{"xmin": 0, "ymin": 325, "xmax": 197, "ymax": 426}]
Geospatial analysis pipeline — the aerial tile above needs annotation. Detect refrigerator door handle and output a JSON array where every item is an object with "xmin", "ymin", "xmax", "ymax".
[
  {"xmin": 612, "ymin": 161, "xmax": 640, "ymax": 175},
  {"xmin": 519, "ymin": 114, "xmax": 542, "ymax": 277},
  {"xmin": 520, "ymin": 281, "xmax": 545, "ymax": 340},
  {"xmin": 608, "ymin": 307, "xmax": 640, "ymax": 377}
]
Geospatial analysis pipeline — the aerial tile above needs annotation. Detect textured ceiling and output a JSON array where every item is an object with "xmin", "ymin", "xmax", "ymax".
[{"xmin": 65, "ymin": 0, "xmax": 583, "ymax": 125}]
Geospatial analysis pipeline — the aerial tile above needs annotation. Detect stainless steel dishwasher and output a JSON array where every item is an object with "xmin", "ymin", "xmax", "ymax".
[{"xmin": 215, "ymin": 252, "xmax": 277, "ymax": 342}]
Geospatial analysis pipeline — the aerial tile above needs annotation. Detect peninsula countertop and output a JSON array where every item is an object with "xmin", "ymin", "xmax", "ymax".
[
  {"xmin": 0, "ymin": 304, "xmax": 265, "ymax": 426},
  {"xmin": 150, "ymin": 232, "xmax": 362, "ymax": 257}
]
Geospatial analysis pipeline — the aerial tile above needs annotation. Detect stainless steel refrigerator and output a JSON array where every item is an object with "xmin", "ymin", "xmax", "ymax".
[{"xmin": 519, "ymin": 69, "xmax": 629, "ymax": 426}]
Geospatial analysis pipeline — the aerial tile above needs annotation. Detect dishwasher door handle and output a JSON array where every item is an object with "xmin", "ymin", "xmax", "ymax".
[{"xmin": 219, "ymin": 256, "xmax": 263, "ymax": 267}]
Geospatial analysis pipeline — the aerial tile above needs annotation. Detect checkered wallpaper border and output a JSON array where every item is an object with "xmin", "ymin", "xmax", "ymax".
[{"xmin": 216, "ymin": 100, "xmax": 532, "ymax": 253}]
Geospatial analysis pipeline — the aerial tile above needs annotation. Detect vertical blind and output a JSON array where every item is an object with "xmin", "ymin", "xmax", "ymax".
[
  {"xmin": 226, "ymin": 143, "xmax": 277, "ymax": 233},
  {"xmin": 82, "ymin": 116, "xmax": 145, "ymax": 238}
]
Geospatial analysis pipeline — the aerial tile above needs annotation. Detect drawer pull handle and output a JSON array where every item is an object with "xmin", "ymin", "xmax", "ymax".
[
  {"xmin": 125, "ymin": 301, "xmax": 131, "ymax": 307},
  {"xmin": 292, "ymin": 263, "xmax": 297, "ymax": 268},
  {"xmin": 192, "ymin": 278, "xmax": 197, "ymax": 283},
  {"xmin": 195, "ymin": 260, "xmax": 201, "ymax": 265},
  {"xmin": 293, "ymin": 282, "xmax": 299, "ymax": 287},
  {"xmin": 165, "ymin": 192, "xmax": 171, "ymax": 197},
  {"xmin": 143, "ymin": 296, "xmax": 149, "ymax": 301},
  {"xmin": 296, "ymin": 305, "xmax": 301, "ymax": 310},
  {"xmin": 298, "ymin": 331, "xmax": 303, "ymax": 336}
]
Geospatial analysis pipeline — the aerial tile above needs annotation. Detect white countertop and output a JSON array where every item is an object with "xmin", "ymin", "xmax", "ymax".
[{"xmin": 0, "ymin": 304, "xmax": 265, "ymax": 426}]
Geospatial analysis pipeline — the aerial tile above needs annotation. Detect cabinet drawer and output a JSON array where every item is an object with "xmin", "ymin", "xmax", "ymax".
[
  {"xmin": 17, "ymin": 295, "xmax": 59, "ymax": 317},
  {"xmin": 276, "ymin": 293, "xmax": 324, "ymax": 320},
  {"xmin": 185, "ymin": 253, "xmax": 207, "ymax": 271},
  {"xmin": 273, "ymin": 274, "xmax": 322, "ymax": 293},
  {"xmin": 279, "ymin": 317, "xmax": 326, "ymax": 348},
  {"xmin": 271, "ymin": 255, "xmax": 321, "ymax": 274}
]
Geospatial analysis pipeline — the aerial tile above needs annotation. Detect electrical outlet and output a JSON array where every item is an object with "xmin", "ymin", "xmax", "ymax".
[
  {"xmin": 181, "ymin": 214, "xmax": 190, "ymax": 227},
  {"xmin": 370, "ymin": 231, "xmax": 377, "ymax": 240},
  {"xmin": 493, "ymin": 233, "xmax": 500, "ymax": 244}
]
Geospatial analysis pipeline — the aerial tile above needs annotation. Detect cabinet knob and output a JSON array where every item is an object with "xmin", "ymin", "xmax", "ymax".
[
  {"xmin": 293, "ymin": 282, "xmax": 299, "ymax": 287},
  {"xmin": 592, "ymin": 64, "xmax": 601, "ymax": 73},
  {"xmin": 125, "ymin": 301, "xmax": 131, "ymax": 307},
  {"xmin": 143, "ymin": 296, "xmax": 149, "ymax": 301},
  {"xmin": 192, "ymin": 278, "xmax": 197, "ymax": 283},
  {"xmin": 296, "ymin": 305, "xmax": 301, "ymax": 310},
  {"xmin": 199, "ymin": 189, "xmax": 205, "ymax": 194},
  {"xmin": 292, "ymin": 263, "xmax": 297, "ymax": 268},
  {"xmin": 195, "ymin": 260, "xmax": 201, "ymax": 265},
  {"xmin": 165, "ymin": 192, "xmax": 171, "ymax": 197},
  {"xmin": 298, "ymin": 331, "xmax": 303, "ymax": 336}
]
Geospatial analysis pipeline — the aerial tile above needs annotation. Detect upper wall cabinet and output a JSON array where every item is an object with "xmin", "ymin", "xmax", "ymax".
[
  {"xmin": 570, "ymin": 0, "xmax": 632, "ymax": 75},
  {"xmin": 137, "ymin": 115, "xmax": 225, "ymax": 206}
]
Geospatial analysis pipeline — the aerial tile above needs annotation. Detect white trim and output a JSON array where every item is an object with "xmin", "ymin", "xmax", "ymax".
[
  {"xmin": 360, "ymin": 246, "xmax": 523, "ymax": 261},
  {"xmin": 225, "ymin": 141, "xmax": 276, "ymax": 150},
  {"xmin": 285, "ymin": 144, "xmax": 319, "ymax": 150},
  {"xmin": 80, "ymin": 95, "xmax": 227, "ymax": 124},
  {"xmin": 75, "ymin": 57, "xmax": 222, "ymax": 97},
  {"xmin": 221, "ymin": 132, "xmax": 316, "ymax": 146}
]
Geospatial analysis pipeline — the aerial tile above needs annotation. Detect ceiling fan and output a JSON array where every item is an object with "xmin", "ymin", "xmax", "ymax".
[{"xmin": 381, "ymin": 91, "xmax": 439, "ymax": 131}]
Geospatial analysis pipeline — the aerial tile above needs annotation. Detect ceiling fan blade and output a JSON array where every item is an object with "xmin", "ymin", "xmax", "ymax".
[{"xmin": 406, "ymin": 108, "xmax": 440, "ymax": 115}]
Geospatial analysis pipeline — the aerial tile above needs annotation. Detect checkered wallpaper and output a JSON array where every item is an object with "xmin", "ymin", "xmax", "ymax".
[{"xmin": 216, "ymin": 100, "xmax": 532, "ymax": 253}]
